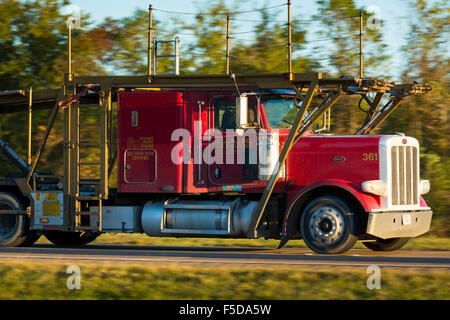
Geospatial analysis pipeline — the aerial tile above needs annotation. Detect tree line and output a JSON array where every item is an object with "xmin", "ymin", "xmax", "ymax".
[{"xmin": 0, "ymin": 0, "xmax": 448, "ymax": 235}]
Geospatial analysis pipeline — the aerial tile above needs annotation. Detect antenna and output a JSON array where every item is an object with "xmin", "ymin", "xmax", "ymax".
[
  {"xmin": 66, "ymin": 6, "xmax": 81, "ymax": 81},
  {"xmin": 360, "ymin": 11, "xmax": 364, "ymax": 79},
  {"xmin": 148, "ymin": 4, "xmax": 153, "ymax": 76},
  {"xmin": 68, "ymin": 22, "xmax": 72, "ymax": 79},
  {"xmin": 226, "ymin": 15, "xmax": 231, "ymax": 75},
  {"xmin": 288, "ymin": 0, "xmax": 292, "ymax": 79}
]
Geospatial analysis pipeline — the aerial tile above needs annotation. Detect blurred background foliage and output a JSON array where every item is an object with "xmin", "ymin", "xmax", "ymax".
[{"xmin": 0, "ymin": 0, "xmax": 448, "ymax": 235}]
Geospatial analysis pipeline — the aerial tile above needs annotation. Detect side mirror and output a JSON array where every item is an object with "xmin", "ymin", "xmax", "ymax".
[{"xmin": 236, "ymin": 95, "xmax": 248, "ymax": 128}]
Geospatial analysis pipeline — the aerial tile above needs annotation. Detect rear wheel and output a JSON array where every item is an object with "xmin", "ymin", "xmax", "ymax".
[
  {"xmin": 300, "ymin": 196, "xmax": 359, "ymax": 254},
  {"xmin": 363, "ymin": 238, "xmax": 410, "ymax": 251},
  {"xmin": 0, "ymin": 193, "xmax": 40, "ymax": 247},
  {"xmin": 45, "ymin": 231, "xmax": 99, "ymax": 246},
  {"xmin": 19, "ymin": 232, "xmax": 41, "ymax": 247}
]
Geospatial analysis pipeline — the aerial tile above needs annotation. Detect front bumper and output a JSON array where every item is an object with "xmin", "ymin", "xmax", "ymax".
[{"xmin": 366, "ymin": 209, "xmax": 433, "ymax": 239}]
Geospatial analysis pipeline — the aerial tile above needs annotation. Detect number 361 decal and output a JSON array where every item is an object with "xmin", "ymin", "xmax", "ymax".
[{"xmin": 363, "ymin": 153, "xmax": 378, "ymax": 161}]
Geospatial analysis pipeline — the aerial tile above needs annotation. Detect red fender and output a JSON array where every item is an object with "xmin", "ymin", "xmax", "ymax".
[
  {"xmin": 281, "ymin": 179, "xmax": 381, "ymax": 235},
  {"xmin": 420, "ymin": 196, "xmax": 429, "ymax": 208}
]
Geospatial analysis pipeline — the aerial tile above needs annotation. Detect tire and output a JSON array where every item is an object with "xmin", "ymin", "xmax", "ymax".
[
  {"xmin": 45, "ymin": 231, "xmax": 99, "ymax": 246},
  {"xmin": 19, "ymin": 232, "xmax": 41, "ymax": 247},
  {"xmin": 300, "ymin": 196, "xmax": 359, "ymax": 254},
  {"xmin": 0, "ymin": 192, "xmax": 39, "ymax": 247},
  {"xmin": 363, "ymin": 238, "xmax": 410, "ymax": 252}
]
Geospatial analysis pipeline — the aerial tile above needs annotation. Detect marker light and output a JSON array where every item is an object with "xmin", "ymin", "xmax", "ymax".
[
  {"xmin": 40, "ymin": 218, "xmax": 49, "ymax": 224},
  {"xmin": 362, "ymin": 180, "xmax": 387, "ymax": 197},
  {"xmin": 420, "ymin": 180, "xmax": 430, "ymax": 195}
]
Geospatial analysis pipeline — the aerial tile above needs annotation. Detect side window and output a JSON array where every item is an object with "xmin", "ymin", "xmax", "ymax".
[
  {"xmin": 213, "ymin": 98, "xmax": 258, "ymax": 131},
  {"xmin": 214, "ymin": 99, "xmax": 236, "ymax": 131},
  {"xmin": 247, "ymin": 103, "xmax": 258, "ymax": 127}
]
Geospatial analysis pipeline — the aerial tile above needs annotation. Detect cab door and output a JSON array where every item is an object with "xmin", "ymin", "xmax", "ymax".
[{"xmin": 206, "ymin": 95, "xmax": 262, "ymax": 187}]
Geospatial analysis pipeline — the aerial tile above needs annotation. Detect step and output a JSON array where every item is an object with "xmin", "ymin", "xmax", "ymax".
[
  {"xmin": 75, "ymin": 196, "xmax": 99, "ymax": 201},
  {"xmin": 76, "ymin": 226, "xmax": 101, "ymax": 231},
  {"xmin": 79, "ymin": 179, "xmax": 101, "ymax": 185},
  {"xmin": 76, "ymin": 211, "xmax": 99, "ymax": 216}
]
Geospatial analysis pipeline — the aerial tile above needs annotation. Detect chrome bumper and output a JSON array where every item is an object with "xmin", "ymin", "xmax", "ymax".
[{"xmin": 366, "ymin": 210, "xmax": 433, "ymax": 239}]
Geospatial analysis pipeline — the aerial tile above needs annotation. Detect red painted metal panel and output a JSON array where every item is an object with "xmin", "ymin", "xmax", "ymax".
[
  {"xmin": 285, "ymin": 135, "xmax": 381, "ymax": 190},
  {"xmin": 117, "ymin": 91, "xmax": 384, "ymax": 203},
  {"xmin": 118, "ymin": 91, "xmax": 184, "ymax": 193},
  {"xmin": 124, "ymin": 149, "xmax": 156, "ymax": 183},
  {"xmin": 42, "ymin": 225, "xmax": 59, "ymax": 230},
  {"xmin": 182, "ymin": 92, "xmax": 210, "ymax": 193},
  {"xmin": 192, "ymin": 94, "xmax": 286, "ymax": 194},
  {"xmin": 286, "ymin": 179, "xmax": 381, "ymax": 214},
  {"xmin": 281, "ymin": 179, "xmax": 382, "ymax": 235},
  {"xmin": 420, "ymin": 196, "xmax": 428, "ymax": 208},
  {"xmin": 280, "ymin": 135, "xmax": 383, "ymax": 225}
]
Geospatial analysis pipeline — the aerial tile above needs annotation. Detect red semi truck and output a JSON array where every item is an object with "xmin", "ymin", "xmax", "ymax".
[{"xmin": 0, "ymin": 73, "xmax": 433, "ymax": 254}]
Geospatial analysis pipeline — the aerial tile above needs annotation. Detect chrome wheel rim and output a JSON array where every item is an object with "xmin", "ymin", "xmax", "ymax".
[{"xmin": 309, "ymin": 206, "xmax": 345, "ymax": 244}]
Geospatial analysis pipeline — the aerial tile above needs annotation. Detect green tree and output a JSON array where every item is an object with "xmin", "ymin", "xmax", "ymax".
[
  {"xmin": 100, "ymin": 9, "xmax": 171, "ymax": 75},
  {"xmin": 315, "ymin": 0, "xmax": 388, "ymax": 77},
  {"xmin": 175, "ymin": 0, "xmax": 233, "ymax": 74},
  {"xmin": 0, "ymin": 0, "xmax": 112, "ymax": 89},
  {"xmin": 314, "ymin": 0, "xmax": 389, "ymax": 134},
  {"xmin": 0, "ymin": 0, "xmax": 68, "ymax": 89},
  {"xmin": 0, "ymin": 0, "xmax": 110, "ymax": 177},
  {"xmin": 230, "ymin": 8, "xmax": 312, "ymax": 74},
  {"xmin": 170, "ymin": 0, "xmax": 313, "ymax": 75},
  {"xmin": 381, "ymin": 0, "xmax": 450, "ymax": 236}
]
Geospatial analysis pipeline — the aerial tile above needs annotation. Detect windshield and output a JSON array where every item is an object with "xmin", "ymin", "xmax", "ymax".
[{"xmin": 263, "ymin": 96, "xmax": 298, "ymax": 129}]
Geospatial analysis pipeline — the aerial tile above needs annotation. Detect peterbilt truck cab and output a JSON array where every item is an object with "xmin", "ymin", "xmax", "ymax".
[{"xmin": 114, "ymin": 89, "xmax": 432, "ymax": 254}]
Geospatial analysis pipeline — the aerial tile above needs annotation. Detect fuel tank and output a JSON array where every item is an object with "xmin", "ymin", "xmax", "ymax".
[{"xmin": 141, "ymin": 199, "xmax": 259, "ymax": 237}]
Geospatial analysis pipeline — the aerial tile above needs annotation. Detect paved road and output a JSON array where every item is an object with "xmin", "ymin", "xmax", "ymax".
[{"xmin": 0, "ymin": 244, "xmax": 449, "ymax": 268}]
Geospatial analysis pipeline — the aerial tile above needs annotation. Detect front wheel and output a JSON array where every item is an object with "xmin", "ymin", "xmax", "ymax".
[
  {"xmin": 300, "ymin": 196, "xmax": 359, "ymax": 254},
  {"xmin": 363, "ymin": 238, "xmax": 410, "ymax": 251}
]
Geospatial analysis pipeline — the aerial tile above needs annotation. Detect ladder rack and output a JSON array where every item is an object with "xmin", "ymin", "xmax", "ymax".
[
  {"xmin": 152, "ymin": 37, "xmax": 180, "ymax": 76},
  {"xmin": 62, "ymin": 79, "xmax": 111, "ymax": 232}
]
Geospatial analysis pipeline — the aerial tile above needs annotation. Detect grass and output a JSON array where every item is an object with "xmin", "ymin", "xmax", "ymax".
[
  {"xmin": 0, "ymin": 260, "xmax": 448, "ymax": 300},
  {"xmin": 37, "ymin": 234, "xmax": 450, "ymax": 251}
]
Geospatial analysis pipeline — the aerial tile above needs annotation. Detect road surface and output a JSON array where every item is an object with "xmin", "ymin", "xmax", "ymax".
[{"xmin": 0, "ymin": 244, "xmax": 449, "ymax": 268}]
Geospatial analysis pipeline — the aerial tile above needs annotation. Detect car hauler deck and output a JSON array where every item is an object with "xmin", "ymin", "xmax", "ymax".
[{"xmin": 0, "ymin": 73, "xmax": 433, "ymax": 254}]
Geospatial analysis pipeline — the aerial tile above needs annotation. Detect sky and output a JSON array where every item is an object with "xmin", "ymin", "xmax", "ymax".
[{"xmin": 66, "ymin": 0, "xmax": 416, "ymax": 80}]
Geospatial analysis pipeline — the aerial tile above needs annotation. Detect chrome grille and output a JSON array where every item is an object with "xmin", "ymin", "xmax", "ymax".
[{"xmin": 391, "ymin": 146, "xmax": 419, "ymax": 206}]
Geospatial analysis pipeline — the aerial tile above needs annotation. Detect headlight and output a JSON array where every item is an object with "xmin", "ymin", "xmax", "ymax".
[
  {"xmin": 420, "ymin": 180, "xmax": 430, "ymax": 195},
  {"xmin": 362, "ymin": 180, "xmax": 387, "ymax": 197}
]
